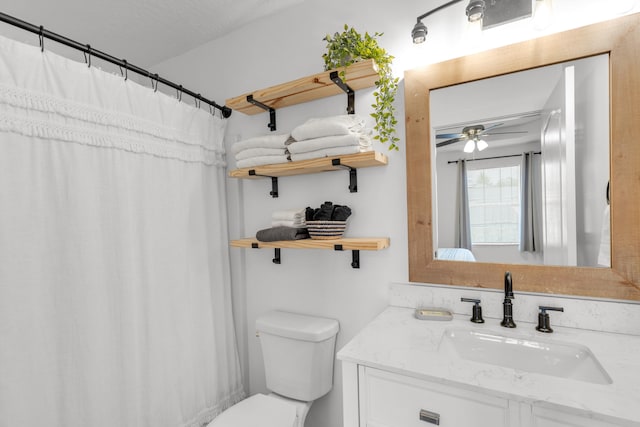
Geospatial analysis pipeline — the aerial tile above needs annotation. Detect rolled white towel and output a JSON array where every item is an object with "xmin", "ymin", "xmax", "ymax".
[
  {"xmin": 291, "ymin": 115, "xmax": 366, "ymax": 141},
  {"xmin": 235, "ymin": 147, "xmax": 287, "ymax": 160},
  {"xmin": 231, "ymin": 133, "xmax": 291, "ymax": 155},
  {"xmin": 287, "ymin": 134, "xmax": 371, "ymax": 154},
  {"xmin": 289, "ymin": 145, "xmax": 370, "ymax": 162},
  {"xmin": 236, "ymin": 155, "xmax": 290, "ymax": 168}
]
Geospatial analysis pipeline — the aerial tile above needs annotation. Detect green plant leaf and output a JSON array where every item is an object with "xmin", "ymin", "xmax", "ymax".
[{"xmin": 322, "ymin": 25, "xmax": 399, "ymax": 151}]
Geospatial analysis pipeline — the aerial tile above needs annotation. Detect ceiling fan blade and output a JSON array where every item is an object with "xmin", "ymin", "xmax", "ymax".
[
  {"xmin": 436, "ymin": 133, "xmax": 464, "ymax": 139},
  {"xmin": 482, "ymin": 131, "xmax": 529, "ymax": 136},
  {"xmin": 436, "ymin": 137, "xmax": 466, "ymax": 148},
  {"xmin": 482, "ymin": 122, "xmax": 504, "ymax": 132}
]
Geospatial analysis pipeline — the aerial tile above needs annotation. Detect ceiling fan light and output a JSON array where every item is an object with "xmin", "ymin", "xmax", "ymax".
[
  {"xmin": 476, "ymin": 139, "xmax": 488, "ymax": 151},
  {"xmin": 412, "ymin": 21, "xmax": 428, "ymax": 44},
  {"xmin": 466, "ymin": 0, "xmax": 486, "ymax": 22},
  {"xmin": 464, "ymin": 139, "xmax": 476, "ymax": 153}
]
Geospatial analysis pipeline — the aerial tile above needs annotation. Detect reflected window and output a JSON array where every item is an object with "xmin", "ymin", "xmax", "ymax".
[{"xmin": 467, "ymin": 165, "xmax": 520, "ymax": 244}]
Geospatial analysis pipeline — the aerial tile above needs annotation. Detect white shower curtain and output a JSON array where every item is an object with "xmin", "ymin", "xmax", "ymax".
[{"xmin": 0, "ymin": 35, "xmax": 244, "ymax": 427}]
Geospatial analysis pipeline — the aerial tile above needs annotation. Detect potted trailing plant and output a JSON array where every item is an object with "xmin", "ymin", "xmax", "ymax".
[{"xmin": 323, "ymin": 25, "xmax": 400, "ymax": 151}]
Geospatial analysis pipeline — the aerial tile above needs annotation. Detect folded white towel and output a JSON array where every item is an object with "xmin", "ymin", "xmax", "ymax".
[
  {"xmin": 291, "ymin": 115, "xmax": 366, "ymax": 141},
  {"xmin": 236, "ymin": 155, "xmax": 290, "ymax": 168},
  {"xmin": 287, "ymin": 134, "xmax": 371, "ymax": 154},
  {"xmin": 231, "ymin": 133, "xmax": 291, "ymax": 155},
  {"xmin": 272, "ymin": 208, "xmax": 306, "ymax": 221},
  {"xmin": 271, "ymin": 219, "xmax": 306, "ymax": 228},
  {"xmin": 235, "ymin": 147, "xmax": 288, "ymax": 160},
  {"xmin": 289, "ymin": 145, "xmax": 370, "ymax": 162}
]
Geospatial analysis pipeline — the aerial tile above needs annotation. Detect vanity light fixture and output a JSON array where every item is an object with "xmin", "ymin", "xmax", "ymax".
[
  {"xmin": 465, "ymin": 0, "xmax": 486, "ymax": 22},
  {"xmin": 411, "ymin": 20, "xmax": 428, "ymax": 43},
  {"xmin": 412, "ymin": 0, "xmax": 486, "ymax": 44}
]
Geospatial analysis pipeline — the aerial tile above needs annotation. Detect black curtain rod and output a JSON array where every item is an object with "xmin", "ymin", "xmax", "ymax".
[
  {"xmin": 448, "ymin": 151, "xmax": 541, "ymax": 164},
  {"xmin": 0, "ymin": 11, "xmax": 232, "ymax": 118}
]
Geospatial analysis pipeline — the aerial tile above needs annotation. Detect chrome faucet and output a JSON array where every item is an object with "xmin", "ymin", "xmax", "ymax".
[{"xmin": 500, "ymin": 271, "xmax": 516, "ymax": 328}]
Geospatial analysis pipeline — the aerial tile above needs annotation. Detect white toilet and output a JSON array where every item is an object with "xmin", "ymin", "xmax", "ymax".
[{"xmin": 209, "ymin": 310, "xmax": 340, "ymax": 427}]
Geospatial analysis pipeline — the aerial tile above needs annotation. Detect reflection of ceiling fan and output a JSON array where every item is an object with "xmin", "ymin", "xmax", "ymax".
[{"xmin": 436, "ymin": 123, "xmax": 527, "ymax": 153}]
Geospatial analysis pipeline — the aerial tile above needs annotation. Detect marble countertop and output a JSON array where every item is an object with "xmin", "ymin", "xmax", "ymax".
[{"xmin": 337, "ymin": 306, "xmax": 640, "ymax": 426}]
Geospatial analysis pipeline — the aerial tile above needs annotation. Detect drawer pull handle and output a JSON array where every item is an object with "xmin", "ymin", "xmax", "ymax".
[{"xmin": 419, "ymin": 409, "xmax": 440, "ymax": 425}]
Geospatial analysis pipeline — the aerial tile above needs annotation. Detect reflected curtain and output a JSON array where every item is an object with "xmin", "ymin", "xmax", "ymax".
[
  {"xmin": 0, "ymin": 35, "xmax": 244, "ymax": 427},
  {"xmin": 520, "ymin": 151, "xmax": 542, "ymax": 252},
  {"xmin": 456, "ymin": 159, "xmax": 472, "ymax": 250}
]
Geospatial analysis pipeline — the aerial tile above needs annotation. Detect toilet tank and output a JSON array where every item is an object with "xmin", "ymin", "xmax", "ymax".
[{"xmin": 256, "ymin": 310, "xmax": 340, "ymax": 402}]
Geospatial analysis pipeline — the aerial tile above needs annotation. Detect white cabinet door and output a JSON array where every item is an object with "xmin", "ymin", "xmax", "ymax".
[
  {"xmin": 532, "ymin": 406, "xmax": 626, "ymax": 427},
  {"xmin": 359, "ymin": 367, "xmax": 514, "ymax": 427}
]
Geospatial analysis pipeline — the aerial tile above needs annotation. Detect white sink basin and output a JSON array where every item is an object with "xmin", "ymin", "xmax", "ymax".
[{"xmin": 440, "ymin": 328, "xmax": 612, "ymax": 385}]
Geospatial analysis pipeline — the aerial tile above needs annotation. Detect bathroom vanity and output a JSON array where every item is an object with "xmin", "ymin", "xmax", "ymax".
[{"xmin": 338, "ymin": 306, "xmax": 640, "ymax": 427}]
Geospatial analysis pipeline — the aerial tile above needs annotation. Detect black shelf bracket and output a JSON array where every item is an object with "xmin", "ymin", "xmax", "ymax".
[
  {"xmin": 334, "ymin": 244, "xmax": 361, "ymax": 269},
  {"xmin": 272, "ymin": 248, "xmax": 281, "ymax": 264},
  {"xmin": 331, "ymin": 158, "xmax": 358, "ymax": 192},
  {"xmin": 246, "ymin": 94, "xmax": 277, "ymax": 131},
  {"xmin": 251, "ymin": 243, "xmax": 281, "ymax": 264},
  {"xmin": 248, "ymin": 170, "xmax": 279, "ymax": 197},
  {"xmin": 329, "ymin": 71, "xmax": 355, "ymax": 114}
]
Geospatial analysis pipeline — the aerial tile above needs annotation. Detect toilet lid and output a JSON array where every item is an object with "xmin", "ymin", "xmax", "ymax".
[{"xmin": 208, "ymin": 393, "xmax": 297, "ymax": 427}]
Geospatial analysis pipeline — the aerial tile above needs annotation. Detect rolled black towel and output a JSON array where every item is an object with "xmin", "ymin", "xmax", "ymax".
[
  {"xmin": 305, "ymin": 206, "xmax": 315, "ymax": 222},
  {"xmin": 332, "ymin": 205, "xmax": 352, "ymax": 221},
  {"xmin": 256, "ymin": 226, "xmax": 310, "ymax": 242},
  {"xmin": 313, "ymin": 201, "xmax": 335, "ymax": 220}
]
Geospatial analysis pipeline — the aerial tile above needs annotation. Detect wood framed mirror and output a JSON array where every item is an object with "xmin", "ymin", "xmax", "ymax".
[{"xmin": 405, "ymin": 13, "xmax": 640, "ymax": 300}]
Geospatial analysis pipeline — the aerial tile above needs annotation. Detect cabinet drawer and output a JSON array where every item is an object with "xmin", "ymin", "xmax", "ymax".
[
  {"xmin": 360, "ymin": 367, "xmax": 511, "ymax": 427},
  {"xmin": 532, "ymin": 406, "xmax": 625, "ymax": 427}
]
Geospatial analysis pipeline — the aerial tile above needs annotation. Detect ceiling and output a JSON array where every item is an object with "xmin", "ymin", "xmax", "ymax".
[{"xmin": 0, "ymin": 0, "xmax": 304, "ymax": 67}]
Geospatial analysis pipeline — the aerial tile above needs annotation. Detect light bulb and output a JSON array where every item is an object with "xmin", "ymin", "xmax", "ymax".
[
  {"xmin": 477, "ymin": 139, "xmax": 488, "ymax": 151},
  {"xmin": 412, "ymin": 21, "xmax": 427, "ymax": 44},
  {"xmin": 533, "ymin": 0, "xmax": 552, "ymax": 30},
  {"xmin": 464, "ymin": 139, "xmax": 476, "ymax": 153}
]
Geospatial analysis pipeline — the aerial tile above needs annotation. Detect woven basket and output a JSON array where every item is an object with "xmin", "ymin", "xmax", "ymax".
[{"xmin": 306, "ymin": 220, "xmax": 348, "ymax": 240}]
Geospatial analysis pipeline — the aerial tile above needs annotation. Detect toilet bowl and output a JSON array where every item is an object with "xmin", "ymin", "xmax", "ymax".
[
  {"xmin": 207, "ymin": 310, "xmax": 339, "ymax": 427},
  {"xmin": 208, "ymin": 393, "xmax": 311, "ymax": 427}
]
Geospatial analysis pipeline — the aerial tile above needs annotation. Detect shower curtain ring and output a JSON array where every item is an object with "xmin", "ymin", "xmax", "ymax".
[
  {"xmin": 154, "ymin": 73, "xmax": 159, "ymax": 92},
  {"xmin": 122, "ymin": 59, "xmax": 128, "ymax": 81},
  {"xmin": 84, "ymin": 44, "xmax": 91, "ymax": 68},
  {"xmin": 149, "ymin": 72, "xmax": 158, "ymax": 92},
  {"xmin": 195, "ymin": 94, "xmax": 201, "ymax": 109},
  {"xmin": 177, "ymin": 85, "xmax": 183, "ymax": 102},
  {"xmin": 38, "ymin": 25, "xmax": 44, "ymax": 52}
]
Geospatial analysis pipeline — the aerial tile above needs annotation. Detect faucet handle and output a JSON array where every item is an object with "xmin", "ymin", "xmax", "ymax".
[
  {"xmin": 536, "ymin": 306, "xmax": 564, "ymax": 333},
  {"xmin": 461, "ymin": 298, "xmax": 484, "ymax": 323}
]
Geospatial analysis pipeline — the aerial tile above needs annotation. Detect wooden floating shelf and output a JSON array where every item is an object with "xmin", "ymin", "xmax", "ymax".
[
  {"xmin": 225, "ymin": 59, "xmax": 379, "ymax": 115},
  {"xmin": 230, "ymin": 237, "xmax": 390, "ymax": 251},
  {"xmin": 228, "ymin": 151, "xmax": 388, "ymax": 179}
]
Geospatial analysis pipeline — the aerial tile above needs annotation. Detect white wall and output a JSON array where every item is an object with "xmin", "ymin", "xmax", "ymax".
[{"xmin": 149, "ymin": 2, "xmax": 638, "ymax": 427}]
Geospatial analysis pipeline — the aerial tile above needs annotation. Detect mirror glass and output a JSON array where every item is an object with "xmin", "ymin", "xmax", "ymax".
[{"xmin": 430, "ymin": 54, "xmax": 610, "ymax": 268}]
